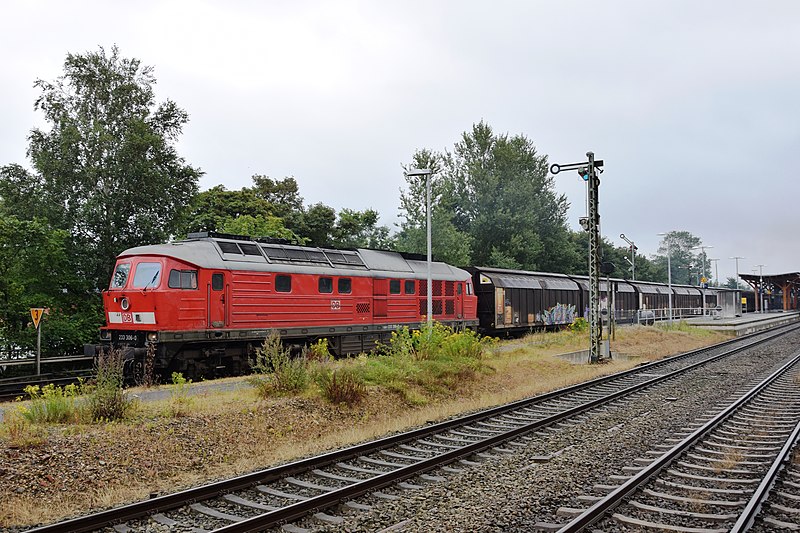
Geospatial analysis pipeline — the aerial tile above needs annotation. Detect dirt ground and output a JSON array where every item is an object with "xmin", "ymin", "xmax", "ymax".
[{"xmin": 0, "ymin": 326, "xmax": 729, "ymax": 528}]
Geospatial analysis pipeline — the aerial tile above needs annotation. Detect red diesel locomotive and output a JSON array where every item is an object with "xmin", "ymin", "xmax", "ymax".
[{"xmin": 95, "ymin": 232, "xmax": 478, "ymax": 377}]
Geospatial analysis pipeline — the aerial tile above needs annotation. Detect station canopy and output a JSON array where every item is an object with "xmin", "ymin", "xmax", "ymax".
[{"xmin": 739, "ymin": 272, "xmax": 800, "ymax": 311}]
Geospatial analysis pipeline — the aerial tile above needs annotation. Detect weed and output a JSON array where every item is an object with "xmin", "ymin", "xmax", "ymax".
[
  {"xmin": 1, "ymin": 410, "xmax": 47, "ymax": 448},
  {"xmin": 306, "ymin": 338, "xmax": 333, "ymax": 363},
  {"xmin": 250, "ymin": 331, "xmax": 290, "ymax": 374},
  {"xmin": 169, "ymin": 372, "xmax": 194, "ymax": 417},
  {"xmin": 18, "ymin": 382, "xmax": 85, "ymax": 424},
  {"xmin": 249, "ymin": 333, "xmax": 309, "ymax": 397},
  {"xmin": 354, "ymin": 323, "xmax": 494, "ymax": 405},
  {"xmin": 380, "ymin": 322, "xmax": 494, "ymax": 361},
  {"xmin": 570, "ymin": 317, "xmax": 589, "ymax": 332},
  {"xmin": 715, "ymin": 449, "xmax": 743, "ymax": 472},
  {"xmin": 137, "ymin": 342, "xmax": 157, "ymax": 387},
  {"xmin": 89, "ymin": 349, "xmax": 134, "ymax": 422},
  {"xmin": 316, "ymin": 367, "xmax": 366, "ymax": 406}
]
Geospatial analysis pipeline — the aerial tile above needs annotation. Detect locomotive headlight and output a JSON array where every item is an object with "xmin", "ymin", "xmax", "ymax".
[
  {"xmin": 120, "ymin": 297, "xmax": 130, "ymax": 311},
  {"xmin": 147, "ymin": 332, "xmax": 158, "ymax": 342}
]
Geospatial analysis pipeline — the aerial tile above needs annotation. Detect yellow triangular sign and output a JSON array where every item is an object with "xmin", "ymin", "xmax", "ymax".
[{"xmin": 30, "ymin": 308, "xmax": 45, "ymax": 329}]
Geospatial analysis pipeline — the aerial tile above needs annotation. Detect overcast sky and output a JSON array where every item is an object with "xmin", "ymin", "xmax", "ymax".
[{"xmin": 2, "ymin": 1, "xmax": 798, "ymax": 281}]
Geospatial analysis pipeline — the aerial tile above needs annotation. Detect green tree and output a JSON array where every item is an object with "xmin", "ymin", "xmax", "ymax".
[
  {"xmin": 398, "ymin": 122, "xmax": 575, "ymax": 271},
  {"xmin": 0, "ymin": 216, "xmax": 101, "ymax": 355},
  {"xmin": 395, "ymin": 149, "xmax": 472, "ymax": 266},
  {"xmin": 654, "ymin": 231, "xmax": 708, "ymax": 286},
  {"xmin": 332, "ymin": 208, "xmax": 394, "ymax": 249},
  {"xmin": 220, "ymin": 214, "xmax": 298, "ymax": 241},
  {"xmin": 177, "ymin": 185, "xmax": 275, "ymax": 236},
  {"xmin": 5, "ymin": 46, "xmax": 201, "ymax": 288},
  {"xmin": 249, "ymin": 175, "xmax": 304, "ymax": 221},
  {"xmin": 296, "ymin": 203, "xmax": 337, "ymax": 247}
]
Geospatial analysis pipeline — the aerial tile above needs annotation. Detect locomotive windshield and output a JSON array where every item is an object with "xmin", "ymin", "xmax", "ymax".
[
  {"xmin": 111, "ymin": 263, "xmax": 131, "ymax": 289},
  {"xmin": 132, "ymin": 262, "xmax": 162, "ymax": 289}
]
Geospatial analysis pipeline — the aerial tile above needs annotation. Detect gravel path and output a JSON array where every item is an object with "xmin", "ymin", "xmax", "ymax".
[{"xmin": 307, "ymin": 330, "xmax": 800, "ymax": 532}]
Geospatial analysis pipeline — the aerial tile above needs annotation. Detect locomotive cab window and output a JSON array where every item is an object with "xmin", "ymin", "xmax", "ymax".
[
  {"xmin": 132, "ymin": 262, "xmax": 161, "ymax": 289},
  {"xmin": 338, "ymin": 278, "xmax": 352, "ymax": 294},
  {"xmin": 319, "ymin": 277, "xmax": 333, "ymax": 293},
  {"xmin": 111, "ymin": 263, "xmax": 131, "ymax": 289},
  {"xmin": 404, "ymin": 280, "xmax": 415, "ymax": 294},
  {"xmin": 457, "ymin": 283, "xmax": 463, "ymax": 295},
  {"xmin": 168, "ymin": 269, "xmax": 198, "ymax": 289},
  {"xmin": 275, "ymin": 275, "xmax": 291, "ymax": 293},
  {"xmin": 212, "ymin": 273, "xmax": 224, "ymax": 291},
  {"xmin": 389, "ymin": 279, "xmax": 401, "ymax": 294}
]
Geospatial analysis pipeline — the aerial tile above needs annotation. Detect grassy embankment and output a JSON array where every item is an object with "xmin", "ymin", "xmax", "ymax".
[{"xmin": 0, "ymin": 321, "xmax": 728, "ymax": 527}]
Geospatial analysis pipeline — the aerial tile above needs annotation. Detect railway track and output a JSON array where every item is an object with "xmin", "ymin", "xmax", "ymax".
[
  {"xmin": 553, "ymin": 349, "xmax": 800, "ymax": 532},
  {"xmin": 24, "ymin": 324, "xmax": 800, "ymax": 533}
]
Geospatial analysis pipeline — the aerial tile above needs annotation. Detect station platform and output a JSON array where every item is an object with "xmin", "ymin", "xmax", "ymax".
[{"xmin": 684, "ymin": 311, "xmax": 800, "ymax": 336}]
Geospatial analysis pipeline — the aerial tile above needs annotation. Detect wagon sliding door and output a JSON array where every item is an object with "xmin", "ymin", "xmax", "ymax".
[{"xmin": 208, "ymin": 271, "xmax": 227, "ymax": 328}]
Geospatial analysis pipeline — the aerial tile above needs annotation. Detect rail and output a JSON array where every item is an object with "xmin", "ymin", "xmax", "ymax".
[
  {"xmin": 556, "ymin": 351, "xmax": 800, "ymax": 532},
  {"xmin": 23, "ymin": 323, "xmax": 800, "ymax": 533}
]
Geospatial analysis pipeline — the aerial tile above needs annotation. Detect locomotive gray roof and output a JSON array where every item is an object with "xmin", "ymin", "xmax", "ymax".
[{"xmin": 118, "ymin": 237, "xmax": 470, "ymax": 281}]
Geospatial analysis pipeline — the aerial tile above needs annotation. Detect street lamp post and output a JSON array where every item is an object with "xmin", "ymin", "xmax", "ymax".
[
  {"xmin": 406, "ymin": 168, "xmax": 433, "ymax": 330},
  {"xmin": 692, "ymin": 245, "xmax": 714, "ymax": 314},
  {"xmin": 658, "ymin": 233, "xmax": 673, "ymax": 324},
  {"xmin": 730, "ymin": 255, "xmax": 745, "ymax": 313},
  {"xmin": 730, "ymin": 256, "xmax": 745, "ymax": 289},
  {"xmin": 709, "ymin": 258, "xmax": 719, "ymax": 287},
  {"xmin": 620, "ymin": 234, "xmax": 637, "ymax": 280},
  {"xmin": 756, "ymin": 264, "xmax": 766, "ymax": 313}
]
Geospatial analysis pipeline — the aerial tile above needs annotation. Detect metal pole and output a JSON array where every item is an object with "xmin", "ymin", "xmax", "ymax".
[
  {"xmin": 667, "ymin": 242, "xmax": 673, "ymax": 325},
  {"xmin": 406, "ymin": 168, "xmax": 434, "ymax": 332},
  {"xmin": 757, "ymin": 264, "xmax": 765, "ymax": 313},
  {"xmin": 36, "ymin": 322, "xmax": 41, "ymax": 375},
  {"xmin": 731, "ymin": 256, "xmax": 744, "ymax": 288},
  {"xmin": 426, "ymin": 171, "xmax": 432, "ymax": 331},
  {"xmin": 658, "ymin": 232, "xmax": 673, "ymax": 325},
  {"xmin": 550, "ymin": 154, "xmax": 604, "ymax": 363},
  {"xmin": 714, "ymin": 259, "xmax": 719, "ymax": 287},
  {"xmin": 587, "ymin": 152, "xmax": 601, "ymax": 363}
]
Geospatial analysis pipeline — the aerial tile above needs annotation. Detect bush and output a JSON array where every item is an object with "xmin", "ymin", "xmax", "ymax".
[
  {"xmin": 440, "ymin": 327, "xmax": 493, "ymax": 359},
  {"xmin": 316, "ymin": 367, "xmax": 366, "ymax": 406},
  {"xmin": 306, "ymin": 338, "xmax": 333, "ymax": 363},
  {"xmin": 381, "ymin": 322, "xmax": 493, "ymax": 361},
  {"xmin": 18, "ymin": 382, "xmax": 85, "ymax": 424},
  {"xmin": 89, "ymin": 349, "xmax": 134, "ymax": 421},
  {"xmin": 570, "ymin": 317, "xmax": 589, "ymax": 332},
  {"xmin": 249, "ymin": 333, "xmax": 309, "ymax": 397}
]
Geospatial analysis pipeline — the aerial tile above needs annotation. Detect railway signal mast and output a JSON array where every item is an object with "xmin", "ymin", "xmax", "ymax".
[{"xmin": 551, "ymin": 152, "xmax": 605, "ymax": 363}]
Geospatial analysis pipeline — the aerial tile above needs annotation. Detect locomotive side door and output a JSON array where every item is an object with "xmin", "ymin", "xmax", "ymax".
[{"xmin": 208, "ymin": 271, "xmax": 227, "ymax": 328}]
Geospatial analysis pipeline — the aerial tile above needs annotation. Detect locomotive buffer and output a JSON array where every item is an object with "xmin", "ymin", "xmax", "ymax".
[{"xmin": 551, "ymin": 153, "xmax": 606, "ymax": 363}]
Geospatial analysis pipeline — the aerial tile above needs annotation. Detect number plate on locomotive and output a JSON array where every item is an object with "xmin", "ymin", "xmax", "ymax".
[{"xmin": 115, "ymin": 332, "xmax": 140, "ymax": 343}]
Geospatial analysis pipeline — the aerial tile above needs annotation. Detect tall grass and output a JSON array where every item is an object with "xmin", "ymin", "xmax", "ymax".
[
  {"xmin": 168, "ymin": 372, "xmax": 194, "ymax": 417},
  {"xmin": 315, "ymin": 367, "xmax": 366, "ymax": 406},
  {"xmin": 18, "ymin": 382, "xmax": 84, "ymax": 424},
  {"xmin": 249, "ymin": 332, "xmax": 309, "ymax": 397},
  {"xmin": 89, "ymin": 349, "xmax": 134, "ymax": 421},
  {"xmin": 354, "ymin": 322, "xmax": 495, "ymax": 405}
]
